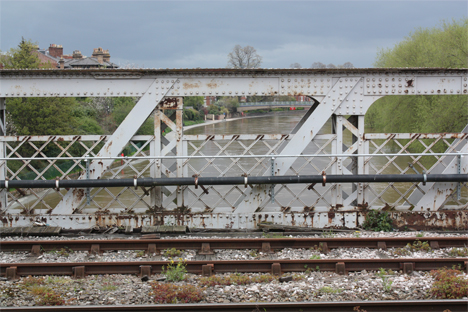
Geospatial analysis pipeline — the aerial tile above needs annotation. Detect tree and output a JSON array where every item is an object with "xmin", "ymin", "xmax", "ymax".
[
  {"xmin": 340, "ymin": 62, "xmax": 354, "ymax": 68},
  {"xmin": 184, "ymin": 96, "xmax": 204, "ymax": 111},
  {"xmin": 217, "ymin": 96, "xmax": 239, "ymax": 113},
  {"xmin": 326, "ymin": 63, "xmax": 336, "ymax": 69},
  {"xmin": 3, "ymin": 38, "xmax": 81, "ymax": 135},
  {"xmin": 227, "ymin": 45, "xmax": 262, "ymax": 69},
  {"xmin": 7, "ymin": 97, "xmax": 79, "ymax": 135},
  {"xmin": 290, "ymin": 63, "xmax": 302, "ymax": 69},
  {"xmin": 367, "ymin": 18, "xmax": 468, "ymax": 136},
  {"xmin": 112, "ymin": 97, "xmax": 153, "ymax": 135},
  {"xmin": 311, "ymin": 62, "xmax": 326, "ymax": 69},
  {"xmin": 374, "ymin": 18, "xmax": 468, "ymax": 68},
  {"xmin": 0, "ymin": 37, "xmax": 40, "ymax": 69}
]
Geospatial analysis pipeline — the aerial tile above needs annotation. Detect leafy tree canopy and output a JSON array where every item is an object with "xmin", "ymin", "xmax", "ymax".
[
  {"xmin": 1, "ymin": 37, "xmax": 40, "ymax": 69},
  {"xmin": 367, "ymin": 18, "xmax": 468, "ymax": 135},
  {"xmin": 374, "ymin": 19, "xmax": 468, "ymax": 68},
  {"xmin": 184, "ymin": 96, "xmax": 204, "ymax": 111}
]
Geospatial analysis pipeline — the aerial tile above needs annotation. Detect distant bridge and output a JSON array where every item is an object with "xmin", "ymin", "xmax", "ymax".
[{"xmin": 237, "ymin": 101, "xmax": 312, "ymax": 111}]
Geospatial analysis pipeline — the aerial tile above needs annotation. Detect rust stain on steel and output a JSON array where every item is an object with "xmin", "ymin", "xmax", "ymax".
[
  {"xmin": 72, "ymin": 188, "xmax": 85, "ymax": 201},
  {"xmin": 255, "ymin": 135, "xmax": 265, "ymax": 141},
  {"xmin": 207, "ymin": 82, "xmax": 218, "ymax": 89},
  {"xmin": 406, "ymin": 79, "xmax": 414, "ymax": 87},
  {"xmin": 160, "ymin": 97, "xmax": 178, "ymax": 109},
  {"xmin": 328, "ymin": 212, "xmax": 335, "ymax": 224},
  {"xmin": 183, "ymin": 82, "xmax": 200, "ymax": 89},
  {"xmin": 390, "ymin": 211, "xmax": 468, "ymax": 231}
]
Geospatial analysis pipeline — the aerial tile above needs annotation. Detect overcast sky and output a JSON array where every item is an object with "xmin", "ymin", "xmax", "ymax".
[{"xmin": 1, "ymin": 0, "xmax": 466, "ymax": 69}]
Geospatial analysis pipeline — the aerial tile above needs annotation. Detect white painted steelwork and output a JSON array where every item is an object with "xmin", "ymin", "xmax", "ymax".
[{"xmin": 0, "ymin": 68, "xmax": 467, "ymax": 229}]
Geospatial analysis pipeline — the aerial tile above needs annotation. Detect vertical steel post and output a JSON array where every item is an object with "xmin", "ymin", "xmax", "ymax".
[
  {"xmin": 457, "ymin": 153, "xmax": 461, "ymax": 200},
  {"xmin": 176, "ymin": 98, "xmax": 184, "ymax": 208},
  {"xmin": 331, "ymin": 114, "xmax": 341, "ymax": 207},
  {"xmin": 334, "ymin": 115, "xmax": 344, "ymax": 206},
  {"xmin": 183, "ymin": 139, "xmax": 189, "ymax": 205},
  {"xmin": 357, "ymin": 115, "xmax": 365, "ymax": 204},
  {"xmin": 84, "ymin": 155, "xmax": 90, "ymax": 206},
  {"xmin": 151, "ymin": 109, "xmax": 162, "ymax": 209},
  {"xmin": 349, "ymin": 115, "xmax": 359, "ymax": 206},
  {"xmin": 270, "ymin": 154, "xmax": 275, "ymax": 203},
  {"xmin": 0, "ymin": 98, "xmax": 7, "ymax": 213}
]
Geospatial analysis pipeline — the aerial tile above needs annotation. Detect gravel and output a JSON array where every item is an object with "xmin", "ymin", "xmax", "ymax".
[
  {"xmin": 1, "ymin": 245, "xmax": 466, "ymax": 264},
  {"xmin": 1, "ymin": 270, "xmax": 466, "ymax": 307}
]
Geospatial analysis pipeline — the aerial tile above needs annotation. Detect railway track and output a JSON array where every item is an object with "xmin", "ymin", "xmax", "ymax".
[
  {"xmin": 1, "ymin": 258, "xmax": 466, "ymax": 279},
  {"xmin": 0, "ymin": 300, "xmax": 467, "ymax": 312},
  {"xmin": 2, "ymin": 237, "xmax": 466, "ymax": 309},
  {"xmin": 2, "ymin": 237, "xmax": 467, "ymax": 255}
]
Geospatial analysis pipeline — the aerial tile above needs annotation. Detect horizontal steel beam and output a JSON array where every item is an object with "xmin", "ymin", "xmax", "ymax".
[
  {"xmin": 1, "ymin": 68, "xmax": 467, "ymax": 98},
  {"xmin": 2, "ymin": 211, "xmax": 467, "ymax": 230}
]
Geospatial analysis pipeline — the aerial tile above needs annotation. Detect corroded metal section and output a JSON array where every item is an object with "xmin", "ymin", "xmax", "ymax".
[{"xmin": 1, "ymin": 211, "xmax": 467, "ymax": 231}]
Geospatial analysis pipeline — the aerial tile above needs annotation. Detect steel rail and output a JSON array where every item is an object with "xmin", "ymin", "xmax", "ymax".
[
  {"xmin": 2, "ymin": 237, "xmax": 467, "ymax": 253},
  {"xmin": 1, "ymin": 300, "xmax": 467, "ymax": 312},
  {"xmin": 1, "ymin": 259, "xmax": 466, "ymax": 278},
  {"xmin": 1, "ymin": 174, "xmax": 467, "ymax": 189}
]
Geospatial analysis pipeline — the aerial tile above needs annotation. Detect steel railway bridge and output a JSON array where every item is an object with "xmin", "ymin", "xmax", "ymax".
[{"xmin": 0, "ymin": 68, "xmax": 467, "ymax": 230}]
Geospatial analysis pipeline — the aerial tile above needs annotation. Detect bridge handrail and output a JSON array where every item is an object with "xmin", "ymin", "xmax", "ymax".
[{"xmin": 1, "ymin": 152, "xmax": 466, "ymax": 161}]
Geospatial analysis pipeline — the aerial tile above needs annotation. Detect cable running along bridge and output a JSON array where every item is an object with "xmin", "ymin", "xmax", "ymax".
[{"xmin": 0, "ymin": 68, "xmax": 467, "ymax": 230}]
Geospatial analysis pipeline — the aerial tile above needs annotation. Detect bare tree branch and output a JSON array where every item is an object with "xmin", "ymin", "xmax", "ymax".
[{"xmin": 227, "ymin": 45, "xmax": 262, "ymax": 69}]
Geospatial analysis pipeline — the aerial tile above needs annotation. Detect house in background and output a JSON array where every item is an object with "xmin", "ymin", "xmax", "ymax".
[{"xmin": 36, "ymin": 44, "xmax": 118, "ymax": 69}]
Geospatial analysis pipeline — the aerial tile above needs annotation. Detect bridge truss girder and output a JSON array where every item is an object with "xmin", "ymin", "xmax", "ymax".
[{"xmin": 0, "ymin": 68, "xmax": 467, "ymax": 229}]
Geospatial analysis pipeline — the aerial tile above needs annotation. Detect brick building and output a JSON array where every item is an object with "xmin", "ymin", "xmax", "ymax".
[{"xmin": 35, "ymin": 44, "xmax": 118, "ymax": 69}]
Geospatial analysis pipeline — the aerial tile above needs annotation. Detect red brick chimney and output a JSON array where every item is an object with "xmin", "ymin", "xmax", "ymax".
[{"xmin": 49, "ymin": 44, "xmax": 63, "ymax": 58}]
